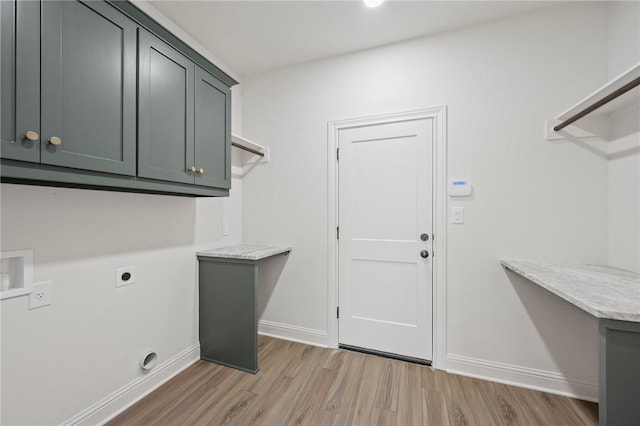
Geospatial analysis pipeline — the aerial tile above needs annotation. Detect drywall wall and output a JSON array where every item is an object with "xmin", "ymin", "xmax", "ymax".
[
  {"xmin": 607, "ymin": 1, "xmax": 640, "ymax": 272},
  {"xmin": 242, "ymin": 2, "xmax": 610, "ymax": 399},
  {"xmin": 607, "ymin": 1, "xmax": 639, "ymax": 80},
  {"xmin": 0, "ymin": 179, "xmax": 241, "ymax": 425},
  {"xmin": 608, "ymin": 112, "xmax": 640, "ymax": 272},
  {"xmin": 0, "ymin": 3, "xmax": 244, "ymax": 425}
]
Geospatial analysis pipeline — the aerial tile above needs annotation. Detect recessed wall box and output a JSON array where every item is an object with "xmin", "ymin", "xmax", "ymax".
[
  {"xmin": 115, "ymin": 266, "xmax": 136, "ymax": 287},
  {"xmin": 0, "ymin": 249, "xmax": 34, "ymax": 300},
  {"xmin": 448, "ymin": 178, "xmax": 473, "ymax": 197}
]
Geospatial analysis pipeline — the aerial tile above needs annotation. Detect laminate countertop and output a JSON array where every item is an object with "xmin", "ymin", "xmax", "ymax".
[
  {"xmin": 197, "ymin": 244, "xmax": 292, "ymax": 261},
  {"xmin": 501, "ymin": 259, "xmax": 640, "ymax": 322}
]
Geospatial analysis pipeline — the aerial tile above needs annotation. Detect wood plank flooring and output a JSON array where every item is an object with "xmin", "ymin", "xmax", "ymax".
[{"xmin": 109, "ymin": 336, "xmax": 598, "ymax": 426}]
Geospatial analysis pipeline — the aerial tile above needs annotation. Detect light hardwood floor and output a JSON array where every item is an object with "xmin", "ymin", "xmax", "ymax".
[{"xmin": 109, "ymin": 336, "xmax": 598, "ymax": 426}]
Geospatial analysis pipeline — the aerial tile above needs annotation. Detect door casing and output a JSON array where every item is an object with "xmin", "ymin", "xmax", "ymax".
[{"xmin": 327, "ymin": 107, "xmax": 448, "ymax": 370}]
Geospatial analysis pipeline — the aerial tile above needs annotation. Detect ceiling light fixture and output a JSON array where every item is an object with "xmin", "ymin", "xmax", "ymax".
[{"xmin": 363, "ymin": 0, "xmax": 385, "ymax": 8}]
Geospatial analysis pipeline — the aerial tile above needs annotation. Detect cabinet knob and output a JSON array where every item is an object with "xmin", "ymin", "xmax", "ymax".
[
  {"xmin": 188, "ymin": 166, "xmax": 196, "ymax": 173},
  {"xmin": 197, "ymin": 168, "xmax": 204, "ymax": 174},
  {"xmin": 48, "ymin": 136, "xmax": 62, "ymax": 146},
  {"xmin": 25, "ymin": 131, "xmax": 39, "ymax": 141}
]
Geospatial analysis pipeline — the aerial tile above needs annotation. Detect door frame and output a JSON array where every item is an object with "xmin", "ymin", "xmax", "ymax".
[{"xmin": 327, "ymin": 107, "xmax": 448, "ymax": 370}]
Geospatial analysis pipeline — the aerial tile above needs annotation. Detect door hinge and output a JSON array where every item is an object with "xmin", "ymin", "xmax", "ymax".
[
  {"xmin": 337, "ymin": 306, "xmax": 340, "ymax": 319},
  {"xmin": 336, "ymin": 148, "xmax": 340, "ymax": 161},
  {"xmin": 337, "ymin": 226, "xmax": 340, "ymax": 239}
]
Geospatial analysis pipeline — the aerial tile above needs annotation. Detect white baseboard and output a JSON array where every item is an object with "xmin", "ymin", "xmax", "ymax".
[
  {"xmin": 62, "ymin": 343, "xmax": 200, "ymax": 426},
  {"xmin": 446, "ymin": 354, "xmax": 598, "ymax": 402},
  {"xmin": 258, "ymin": 320, "xmax": 328, "ymax": 348}
]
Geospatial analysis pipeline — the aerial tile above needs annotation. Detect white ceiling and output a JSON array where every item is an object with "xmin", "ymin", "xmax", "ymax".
[{"xmin": 149, "ymin": 0, "xmax": 555, "ymax": 77}]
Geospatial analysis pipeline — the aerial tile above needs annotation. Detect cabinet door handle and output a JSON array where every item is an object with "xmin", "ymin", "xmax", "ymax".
[
  {"xmin": 197, "ymin": 168, "xmax": 204, "ymax": 175},
  {"xmin": 25, "ymin": 131, "xmax": 39, "ymax": 141},
  {"xmin": 187, "ymin": 166, "xmax": 196, "ymax": 173},
  {"xmin": 48, "ymin": 136, "xmax": 62, "ymax": 146}
]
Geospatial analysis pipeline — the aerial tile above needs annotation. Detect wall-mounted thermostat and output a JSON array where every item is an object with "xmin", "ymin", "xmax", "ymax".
[{"xmin": 448, "ymin": 178, "xmax": 473, "ymax": 197}]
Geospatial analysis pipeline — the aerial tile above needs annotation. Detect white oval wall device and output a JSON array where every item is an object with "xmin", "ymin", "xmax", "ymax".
[{"xmin": 448, "ymin": 178, "xmax": 473, "ymax": 197}]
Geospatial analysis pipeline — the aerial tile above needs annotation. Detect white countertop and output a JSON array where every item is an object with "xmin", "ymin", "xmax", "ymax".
[
  {"xmin": 501, "ymin": 259, "xmax": 640, "ymax": 322},
  {"xmin": 197, "ymin": 244, "xmax": 292, "ymax": 261}
]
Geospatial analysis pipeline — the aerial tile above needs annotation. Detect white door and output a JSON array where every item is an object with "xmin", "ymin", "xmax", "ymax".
[{"xmin": 338, "ymin": 117, "xmax": 433, "ymax": 362}]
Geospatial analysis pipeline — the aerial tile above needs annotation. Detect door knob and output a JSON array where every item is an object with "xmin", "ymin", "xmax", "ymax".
[
  {"xmin": 48, "ymin": 136, "xmax": 62, "ymax": 146},
  {"xmin": 25, "ymin": 131, "xmax": 39, "ymax": 141},
  {"xmin": 197, "ymin": 168, "xmax": 204, "ymax": 174},
  {"xmin": 187, "ymin": 166, "xmax": 196, "ymax": 173},
  {"xmin": 420, "ymin": 233, "xmax": 429, "ymax": 241},
  {"xmin": 420, "ymin": 250, "xmax": 429, "ymax": 258}
]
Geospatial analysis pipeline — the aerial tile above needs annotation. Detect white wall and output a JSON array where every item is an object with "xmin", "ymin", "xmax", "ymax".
[
  {"xmin": 607, "ymin": 1, "xmax": 640, "ymax": 273},
  {"xmin": 0, "ymin": 3, "xmax": 244, "ymax": 424},
  {"xmin": 242, "ymin": 3, "xmax": 611, "ymax": 399},
  {"xmin": 607, "ymin": 1, "xmax": 639, "ymax": 80}
]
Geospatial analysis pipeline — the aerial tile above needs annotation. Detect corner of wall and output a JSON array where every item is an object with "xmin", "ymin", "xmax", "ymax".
[{"xmin": 606, "ymin": 0, "xmax": 640, "ymax": 272}]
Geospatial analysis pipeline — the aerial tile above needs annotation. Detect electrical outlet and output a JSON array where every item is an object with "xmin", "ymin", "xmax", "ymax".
[
  {"xmin": 115, "ymin": 266, "xmax": 136, "ymax": 287},
  {"xmin": 29, "ymin": 281, "xmax": 52, "ymax": 309}
]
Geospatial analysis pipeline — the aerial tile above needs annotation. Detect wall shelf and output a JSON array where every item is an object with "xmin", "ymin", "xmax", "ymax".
[
  {"xmin": 546, "ymin": 63, "xmax": 640, "ymax": 141},
  {"xmin": 231, "ymin": 134, "xmax": 269, "ymax": 161}
]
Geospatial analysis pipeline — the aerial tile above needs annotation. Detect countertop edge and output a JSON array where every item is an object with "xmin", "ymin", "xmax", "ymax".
[
  {"xmin": 500, "ymin": 259, "xmax": 640, "ymax": 322},
  {"xmin": 197, "ymin": 245, "xmax": 292, "ymax": 261}
]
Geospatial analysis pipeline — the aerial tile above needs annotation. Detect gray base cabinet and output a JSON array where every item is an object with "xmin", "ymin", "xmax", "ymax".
[
  {"xmin": 0, "ymin": 0, "xmax": 236, "ymax": 197},
  {"xmin": 599, "ymin": 319, "xmax": 640, "ymax": 426},
  {"xmin": 197, "ymin": 248, "xmax": 291, "ymax": 374},
  {"xmin": 198, "ymin": 259, "xmax": 260, "ymax": 374}
]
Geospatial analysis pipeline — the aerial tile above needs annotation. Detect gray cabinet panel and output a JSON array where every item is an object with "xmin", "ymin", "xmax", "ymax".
[
  {"xmin": 138, "ymin": 29, "xmax": 194, "ymax": 184},
  {"xmin": 198, "ymin": 259, "xmax": 259, "ymax": 373},
  {"xmin": 194, "ymin": 66, "xmax": 231, "ymax": 189},
  {"xmin": 599, "ymin": 319, "xmax": 640, "ymax": 426},
  {"xmin": 1, "ymin": 0, "xmax": 40, "ymax": 162},
  {"xmin": 41, "ymin": 0, "xmax": 136, "ymax": 175},
  {"xmin": 1, "ymin": 0, "xmax": 15, "ymax": 146}
]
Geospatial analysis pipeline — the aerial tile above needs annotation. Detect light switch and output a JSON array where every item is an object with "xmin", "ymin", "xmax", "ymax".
[{"xmin": 451, "ymin": 207, "xmax": 464, "ymax": 224}]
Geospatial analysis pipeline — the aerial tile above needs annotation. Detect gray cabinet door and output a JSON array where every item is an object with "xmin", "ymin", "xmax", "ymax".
[
  {"xmin": 138, "ymin": 29, "xmax": 195, "ymax": 184},
  {"xmin": 194, "ymin": 66, "xmax": 231, "ymax": 189},
  {"xmin": 1, "ymin": 0, "xmax": 40, "ymax": 162},
  {"xmin": 40, "ymin": 0, "xmax": 136, "ymax": 176}
]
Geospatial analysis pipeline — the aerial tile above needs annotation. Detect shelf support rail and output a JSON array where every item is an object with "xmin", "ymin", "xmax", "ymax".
[
  {"xmin": 231, "ymin": 141, "xmax": 265, "ymax": 157},
  {"xmin": 553, "ymin": 75, "xmax": 640, "ymax": 132}
]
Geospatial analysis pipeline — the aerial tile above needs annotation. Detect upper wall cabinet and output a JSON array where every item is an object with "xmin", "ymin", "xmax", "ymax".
[
  {"xmin": 40, "ymin": 0, "xmax": 137, "ymax": 175},
  {"xmin": 2, "ymin": 0, "xmax": 136, "ymax": 175},
  {"xmin": 0, "ymin": 0, "xmax": 237, "ymax": 196},
  {"xmin": 195, "ymin": 66, "xmax": 231, "ymax": 189},
  {"xmin": 0, "ymin": 0, "xmax": 16, "ymax": 153},
  {"xmin": 138, "ymin": 29, "xmax": 195, "ymax": 185},
  {"xmin": 1, "ymin": 0, "xmax": 39, "ymax": 163},
  {"xmin": 138, "ymin": 30, "xmax": 231, "ymax": 189}
]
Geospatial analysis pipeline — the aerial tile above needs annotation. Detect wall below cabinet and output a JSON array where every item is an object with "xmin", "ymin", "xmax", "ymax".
[{"xmin": 0, "ymin": 0, "xmax": 236, "ymax": 197}]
